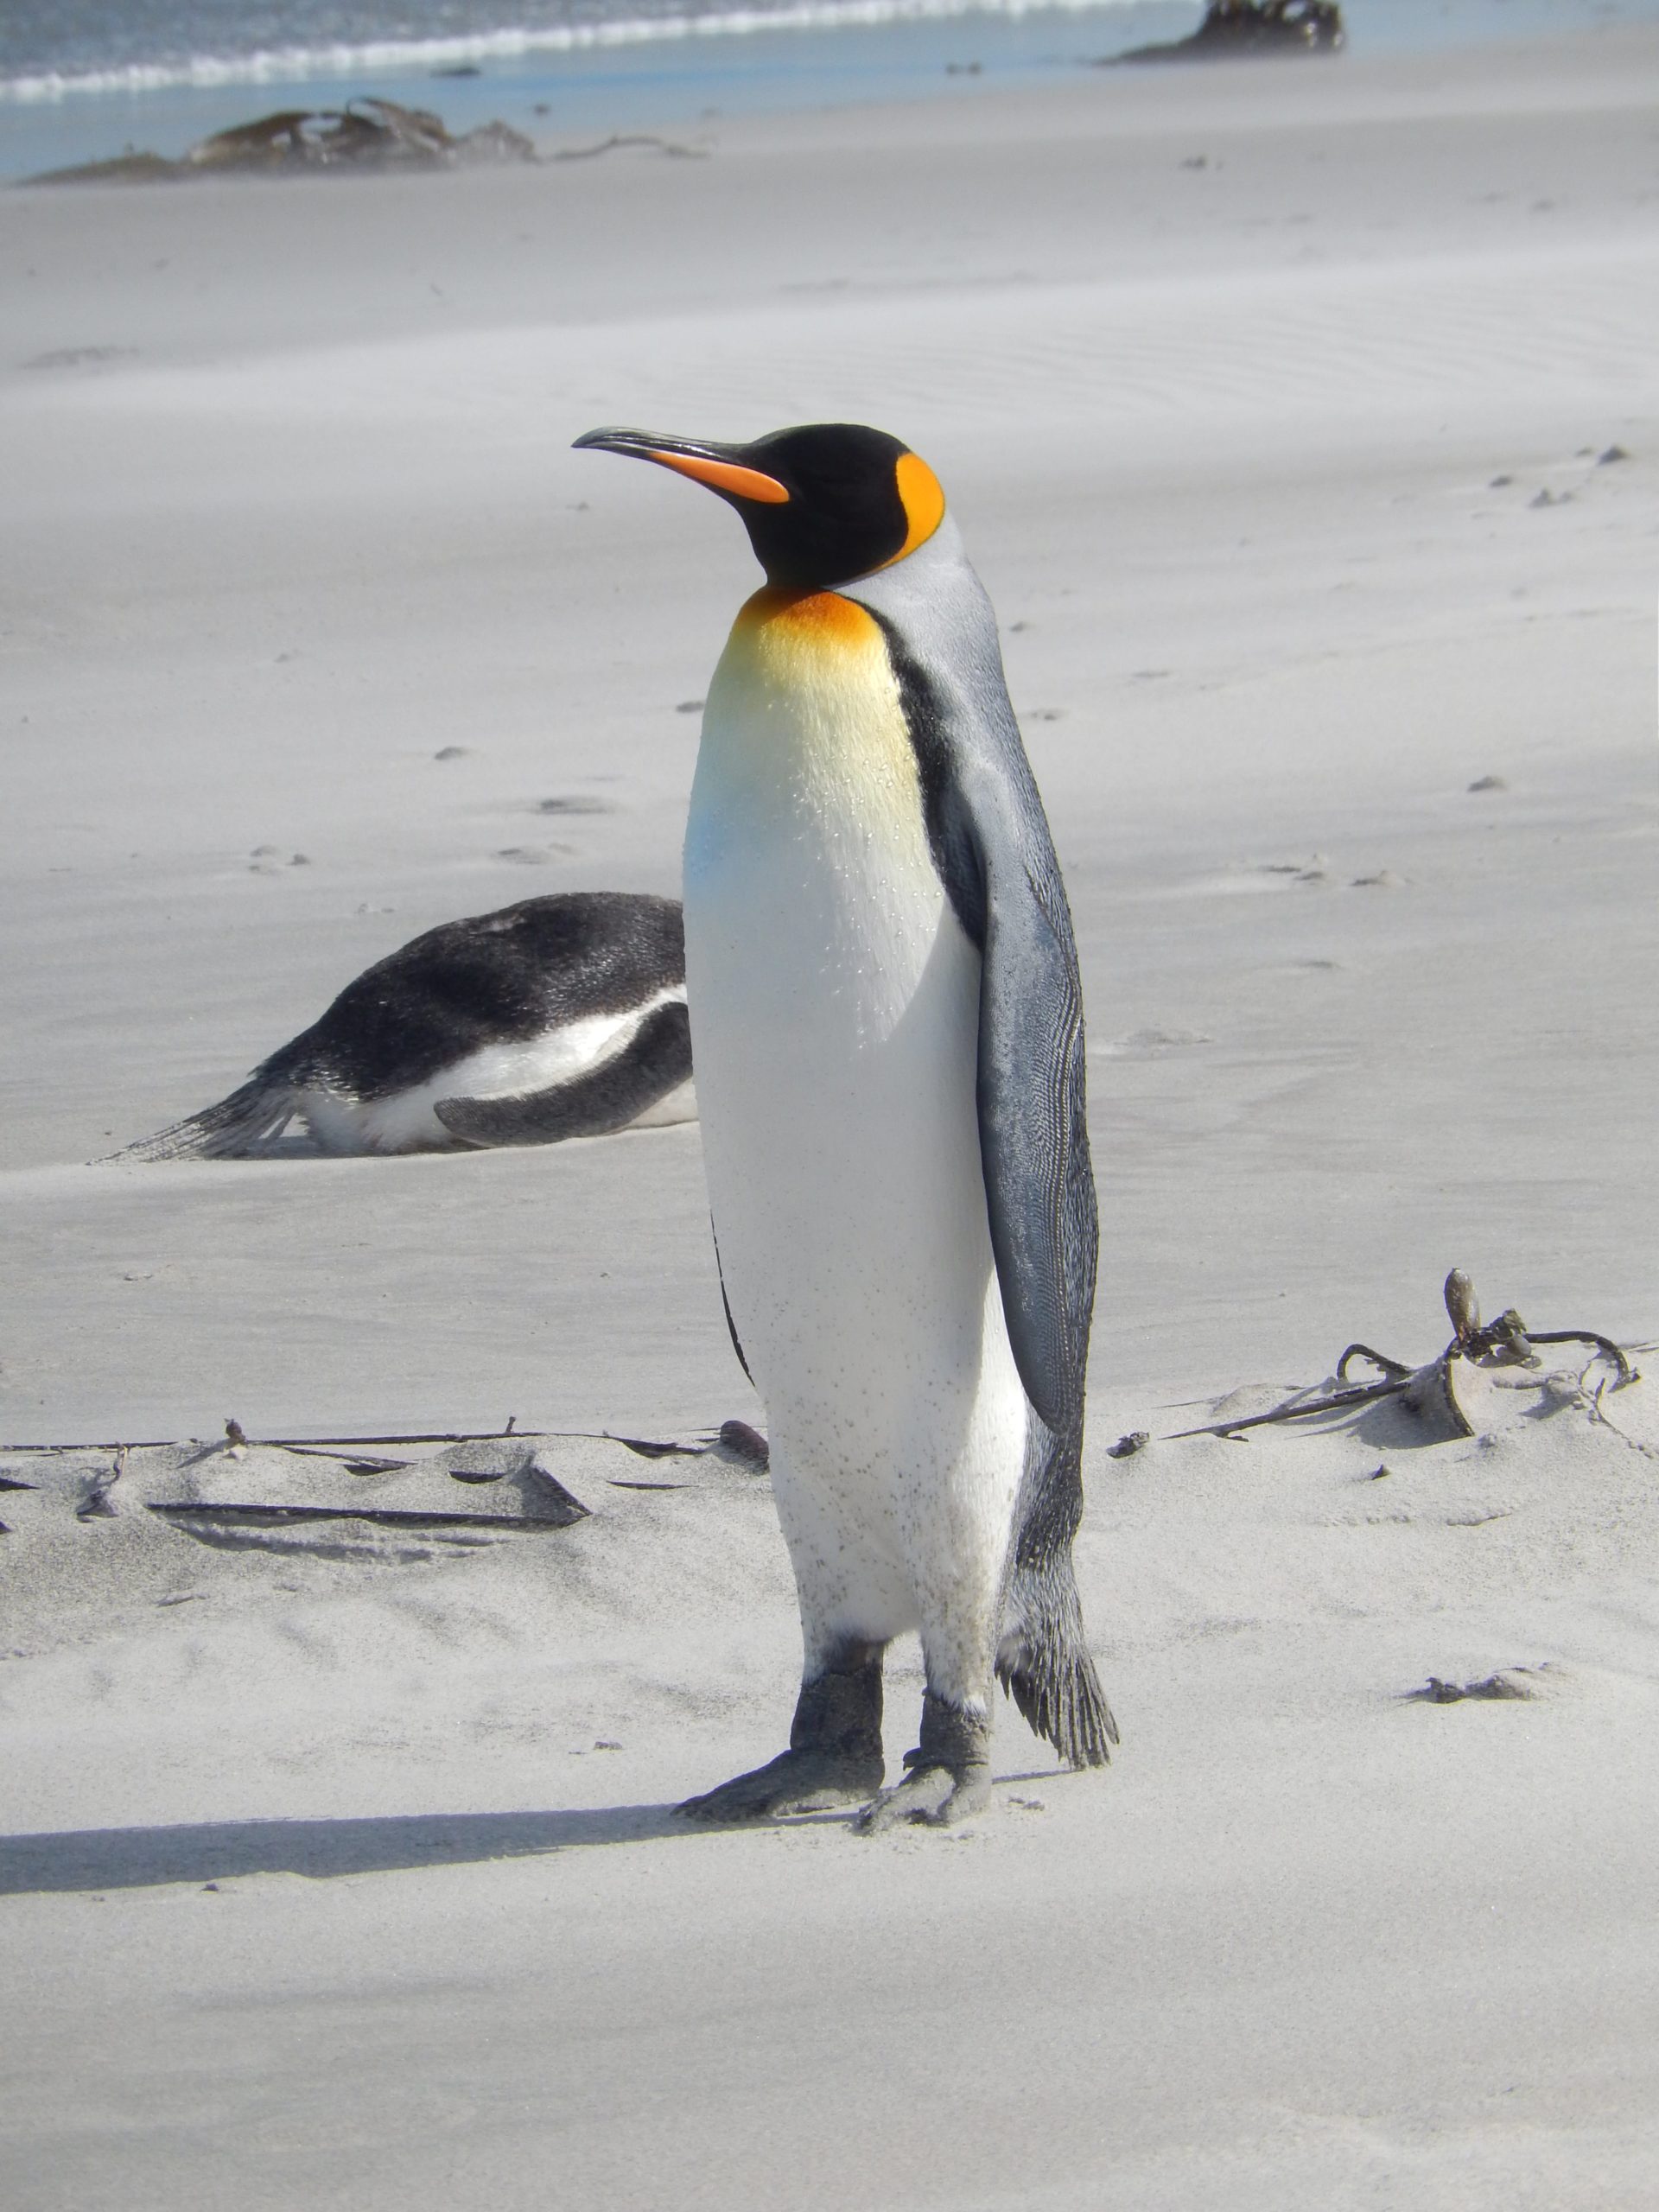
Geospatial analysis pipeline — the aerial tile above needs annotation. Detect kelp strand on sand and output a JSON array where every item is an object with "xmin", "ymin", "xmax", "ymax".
[
  {"xmin": 1167, "ymin": 1269, "xmax": 1640, "ymax": 1443},
  {"xmin": 27, "ymin": 98, "xmax": 532, "ymax": 184},
  {"xmin": 1, "ymin": 1421, "xmax": 528, "ymax": 1454},
  {"xmin": 1, "ymin": 1415, "xmax": 767, "ymax": 1466},
  {"xmin": 23, "ymin": 102, "xmax": 706, "ymax": 187}
]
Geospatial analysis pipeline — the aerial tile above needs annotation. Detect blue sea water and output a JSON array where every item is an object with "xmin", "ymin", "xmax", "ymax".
[{"xmin": 2, "ymin": 0, "xmax": 1656, "ymax": 179}]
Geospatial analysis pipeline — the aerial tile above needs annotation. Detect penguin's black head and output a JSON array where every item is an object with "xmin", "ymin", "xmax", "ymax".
[{"xmin": 572, "ymin": 421, "xmax": 947, "ymax": 591}]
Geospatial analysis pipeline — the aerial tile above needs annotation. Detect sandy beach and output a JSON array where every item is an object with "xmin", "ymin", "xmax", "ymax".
[{"xmin": 3, "ymin": 26, "xmax": 1657, "ymax": 2208}]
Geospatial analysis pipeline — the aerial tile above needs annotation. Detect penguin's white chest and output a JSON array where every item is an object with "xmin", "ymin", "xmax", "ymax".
[
  {"xmin": 683, "ymin": 588, "xmax": 1026, "ymax": 1639},
  {"xmin": 686, "ymin": 588, "xmax": 952, "ymax": 1062}
]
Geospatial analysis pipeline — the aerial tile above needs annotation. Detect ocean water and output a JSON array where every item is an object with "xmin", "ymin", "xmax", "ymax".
[
  {"xmin": 0, "ymin": 2, "xmax": 1188, "ymax": 178},
  {"xmin": 2, "ymin": 0, "xmax": 1656, "ymax": 179}
]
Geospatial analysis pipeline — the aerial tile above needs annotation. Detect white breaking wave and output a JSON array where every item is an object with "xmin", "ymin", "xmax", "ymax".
[{"xmin": 1, "ymin": 0, "xmax": 1154, "ymax": 105}]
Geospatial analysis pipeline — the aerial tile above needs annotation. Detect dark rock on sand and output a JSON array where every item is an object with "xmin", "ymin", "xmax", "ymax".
[{"xmin": 1105, "ymin": 0, "xmax": 1344, "ymax": 65}]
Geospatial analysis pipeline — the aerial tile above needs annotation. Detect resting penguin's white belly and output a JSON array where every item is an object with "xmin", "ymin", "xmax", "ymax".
[
  {"xmin": 683, "ymin": 587, "xmax": 1027, "ymax": 1649},
  {"xmin": 295, "ymin": 987, "xmax": 690, "ymax": 1154}
]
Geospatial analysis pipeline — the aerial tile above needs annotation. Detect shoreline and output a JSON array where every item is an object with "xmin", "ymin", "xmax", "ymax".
[{"xmin": 7, "ymin": 0, "xmax": 1659, "ymax": 182}]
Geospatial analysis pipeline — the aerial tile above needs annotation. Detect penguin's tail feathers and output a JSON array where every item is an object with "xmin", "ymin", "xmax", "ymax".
[
  {"xmin": 109, "ymin": 1078, "xmax": 298, "ymax": 1162},
  {"xmin": 996, "ymin": 1556, "xmax": 1118, "ymax": 1770}
]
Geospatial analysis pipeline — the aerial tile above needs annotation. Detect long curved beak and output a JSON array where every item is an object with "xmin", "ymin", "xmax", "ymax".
[{"xmin": 573, "ymin": 426, "xmax": 790, "ymax": 506}]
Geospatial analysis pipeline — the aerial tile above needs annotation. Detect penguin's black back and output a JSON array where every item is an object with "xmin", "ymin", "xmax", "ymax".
[{"xmin": 264, "ymin": 892, "xmax": 684, "ymax": 1101}]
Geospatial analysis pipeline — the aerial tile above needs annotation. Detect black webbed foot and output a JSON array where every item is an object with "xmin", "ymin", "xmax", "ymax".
[
  {"xmin": 855, "ymin": 1692, "xmax": 992, "ymax": 1834},
  {"xmin": 679, "ymin": 1746, "xmax": 884, "ymax": 1822},
  {"xmin": 678, "ymin": 1643, "xmax": 885, "ymax": 1824}
]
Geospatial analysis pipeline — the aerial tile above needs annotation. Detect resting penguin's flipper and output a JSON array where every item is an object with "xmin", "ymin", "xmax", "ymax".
[
  {"xmin": 434, "ymin": 1001, "xmax": 692, "ymax": 1149},
  {"xmin": 111, "ymin": 1077, "xmax": 298, "ymax": 1162}
]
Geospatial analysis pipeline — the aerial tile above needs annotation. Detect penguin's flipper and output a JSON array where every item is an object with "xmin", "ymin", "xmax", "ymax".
[
  {"xmin": 434, "ymin": 1000, "xmax": 692, "ymax": 1150},
  {"xmin": 866, "ymin": 605, "xmax": 1109, "ymax": 1764},
  {"xmin": 975, "ymin": 852, "xmax": 1097, "ymax": 1440},
  {"xmin": 861, "ymin": 601, "xmax": 1096, "ymax": 1438},
  {"xmin": 975, "ymin": 874, "xmax": 1113, "ymax": 1765},
  {"xmin": 997, "ymin": 1529, "xmax": 1118, "ymax": 1769}
]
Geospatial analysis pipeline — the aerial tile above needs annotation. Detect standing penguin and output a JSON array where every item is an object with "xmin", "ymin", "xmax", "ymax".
[{"xmin": 576, "ymin": 423, "xmax": 1114, "ymax": 1827}]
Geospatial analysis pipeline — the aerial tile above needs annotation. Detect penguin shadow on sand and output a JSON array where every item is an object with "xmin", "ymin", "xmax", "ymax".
[
  {"xmin": 0, "ymin": 1754, "xmax": 1085, "ymax": 1893},
  {"xmin": 0, "ymin": 1802, "xmax": 696, "ymax": 1896}
]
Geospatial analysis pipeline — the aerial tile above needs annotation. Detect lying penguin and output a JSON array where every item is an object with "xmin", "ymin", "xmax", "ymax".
[{"xmin": 120, "ymin": 890, "xmax": 693, "ymax": 1159}]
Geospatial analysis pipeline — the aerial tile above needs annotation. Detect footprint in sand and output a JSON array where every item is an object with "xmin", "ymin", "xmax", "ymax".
[{"xmin": 530, "ymin": 796, "xmax": 614, "ymax": 816}]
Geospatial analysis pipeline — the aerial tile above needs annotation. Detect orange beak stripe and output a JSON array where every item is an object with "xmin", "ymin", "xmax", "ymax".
[{"xmin": 647, "ymin": 449, "xmax": 791, "ymax": 505}]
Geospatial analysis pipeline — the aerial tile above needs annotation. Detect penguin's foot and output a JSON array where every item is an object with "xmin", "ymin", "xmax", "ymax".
[
  {"xmin": 678, "ymin": 1645, "xmax": 886, "ymax": 1824},
  {"xmin": 855, "ymin": 1692, "xmax": 992, "ymax": 1834},
  {"xmin": 678, "ymin": 1746, "xmax": 886, "ymax": 1824},
  {"xmin": 854, "ymin": 1762, "xmax": 991, "ymax": 1833}
]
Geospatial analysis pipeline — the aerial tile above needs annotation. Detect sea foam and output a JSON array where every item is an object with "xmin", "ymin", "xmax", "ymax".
[{"xmin": 1, "ymin": 0, "xmax": 1149, "ymax": 105}]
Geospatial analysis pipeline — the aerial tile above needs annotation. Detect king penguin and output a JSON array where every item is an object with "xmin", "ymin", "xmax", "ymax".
[
  {"xmin": 575, "ymin": 422, "xmax": 1115, "ymax": 1828},
  {"xmin": 118, "ymin": 891, "xmax": 693, "ymax": 1159}
]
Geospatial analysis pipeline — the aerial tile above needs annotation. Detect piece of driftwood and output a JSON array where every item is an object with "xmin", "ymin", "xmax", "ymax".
[
  {"xmin": 0, "ymin": 1420, "xmax": 525, "ymax": 1455},
  {"xmin": 282, "ymin": 1449, "xmax": 416, "ymax": 1474},
  {"xmin": 1168, "ymin": 1270, "xmax": 1638, "ymax": 1442},
  {"xmin": 3, "ymin": 1414, "xmax": 770, "ymax": 1471},
  {"xmin": 145, "ymin": 1501, "xmax": 582, "ymax": 1531},
  {"xmin": 27, "ymin": 99, "xmax": 535, "ymax": 187},
  {"xmin": 1107, "ymin": 0, "xmax": 1344, "ymax": 64}
]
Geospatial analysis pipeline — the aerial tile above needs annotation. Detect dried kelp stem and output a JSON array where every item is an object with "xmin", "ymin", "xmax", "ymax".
[
  {"xmin": 1165, "ymin": 1268, "xmax": 1637, "ymax": 1443},
  {"xmin": 1166, "ymin": 1376, "xmax": 1403, "ymax": 1441},
  {"xmin": 1335, "ymin": 1344, "xmax": 1413, "ymax": 1382},
  {"xmin": 550, "ymin": 134, "xmax": 706, "ymax": 162},
  {"xmin": 1522, "ymin": 1330, "xmax": 1633, "ymax": 1384}
]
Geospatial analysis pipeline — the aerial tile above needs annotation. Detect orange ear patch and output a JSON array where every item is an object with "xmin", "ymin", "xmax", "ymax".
[
  {"xmin": 647, "ymin": 449, "xmax": 791, "ymax": 505},
  {"xmin": 886, "ymin": 451, "xmax": 947, "ymax": 566}
]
